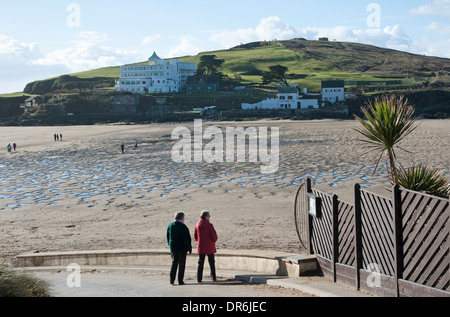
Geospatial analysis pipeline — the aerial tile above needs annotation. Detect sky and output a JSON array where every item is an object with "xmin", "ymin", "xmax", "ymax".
[{"xmin": 0, "ymin": 0, "xmax": 449, "ymax": 94}]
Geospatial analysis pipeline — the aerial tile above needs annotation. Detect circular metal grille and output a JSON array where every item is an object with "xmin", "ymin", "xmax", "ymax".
[{"xmin": 294, "ymin": 183, "xmax": 309, "ymax": 252}]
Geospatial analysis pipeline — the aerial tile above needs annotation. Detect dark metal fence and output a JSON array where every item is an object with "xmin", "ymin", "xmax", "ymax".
[{"xmin": 295, "ymin": 178, "xmax": 449, "ymax": 297}]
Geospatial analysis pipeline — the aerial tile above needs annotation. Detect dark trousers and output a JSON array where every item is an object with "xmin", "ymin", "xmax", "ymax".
[
  {"xmin": 170, "ymin": 253, "xmax": 187, "ymax": 284},
  {"xmin": 197, "ymin": 254, "xmax": 216, "ymax": 282}
]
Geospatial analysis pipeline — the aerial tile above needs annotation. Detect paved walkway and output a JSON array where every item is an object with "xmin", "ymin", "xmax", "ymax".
[{"xmin": 25, "ymin": 266, "xmax": 370, "ymax": 297}]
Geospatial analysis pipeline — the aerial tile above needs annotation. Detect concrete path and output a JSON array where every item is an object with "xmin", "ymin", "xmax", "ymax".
[{"xmin": 24, "ymin": 266, "xmax": 370, "ymax": 297}]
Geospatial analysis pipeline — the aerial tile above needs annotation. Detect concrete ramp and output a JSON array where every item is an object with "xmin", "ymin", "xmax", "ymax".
[{"xmin": 15, "ymin": 249, "xmax": 318, "ymax": 278}]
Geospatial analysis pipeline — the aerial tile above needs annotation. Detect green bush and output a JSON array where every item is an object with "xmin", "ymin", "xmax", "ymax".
[
  {"xmin": 0, "ymin": 267, "xmax": 51, "ymax": 297},
  {"xmin": 393, "ymin": 163, "xmax": 450, "ymax": 198}
]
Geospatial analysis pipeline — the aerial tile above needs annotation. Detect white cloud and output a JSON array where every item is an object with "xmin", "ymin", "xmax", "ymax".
[
  {"xmin": 210, "ymin": 16, "xmax": 413, "ymax": 53},
  {"xmin": 413, "ymin": 36, "xmax": 450, "ymax": 58},
  {"xmin": 78, "ymin": 31, "xmax": 108, "ymax": 42},
  {"xmin": 31, "ymin": 41, "xmax": 143, "ymax": 73},
  {"xmin": 0, "ymin": 34, "xmax": 40, "ymax": 61},
  {"xmin": 410, "ymin": 0, "xmax": 450, "ymax": 17},
  {"xmin": 0, "ymin": 33, "xmax": 146, "ymax": 93},
  {"xmin": 141, "ymin": 34, "xmax": 161, "ymax": 46},
  {"xmin": 416, "ymin": 22, "xmax": 450, "ymax": 58},
  {"xmin": 0, "ymin": 35, "xmax": 57, "ymax": 93},
  {"xmin": 167, "ymin": 35, "xmax": 203, "ymax": 58},
  {"xmin": 425, "ymin": 22, "xmax": 450, "ymax": 36},
  {"xmin": 210, "ymin": 16, "xmax": 297, "ymax": 48}
]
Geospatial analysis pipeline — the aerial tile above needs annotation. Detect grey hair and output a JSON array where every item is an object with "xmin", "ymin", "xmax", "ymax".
[
  {"xmin": 175, "ymin": 212, "xmax": 185, "ymax": 221},
  {"xmin": 200, "ymin": 211, "xmax": 210, "ymax": 220}
]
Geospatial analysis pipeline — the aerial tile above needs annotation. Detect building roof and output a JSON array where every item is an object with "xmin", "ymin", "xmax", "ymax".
[
  {"xmin": 321, "ymin": 80, "xmax": 345, "ymax": 89},
  {"xmin": 278, "ymin": 86, "xmax": 298, "ymax": 94},
  {"xmin": 186, "ymin": 76, "xmax": 220, "ymax": 85},
  {"xmin": 25, "ymin": 96, "xmax": 43, "ymax": 102},
  {"xmin": 148, "ymin": 52, "xmax": 161, "ymax": 61},
  {"xmin": 112, "ymin": 95, "xmax": 139, "ymax": 105}
]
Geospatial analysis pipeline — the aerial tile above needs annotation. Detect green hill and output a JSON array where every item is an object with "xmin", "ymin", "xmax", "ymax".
[{"xmin": 22, "ymin": 38, "xmax": 450, "ymax": 95}]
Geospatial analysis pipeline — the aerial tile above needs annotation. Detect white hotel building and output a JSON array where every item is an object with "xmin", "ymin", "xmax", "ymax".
[{"xmin": 115, "ymin": 52, "xmax": 196, "ymax": 93}]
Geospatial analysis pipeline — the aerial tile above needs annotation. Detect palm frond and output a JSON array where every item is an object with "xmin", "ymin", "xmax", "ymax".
[
  {"xmin": 393, "ymin": 163, "xmax": 450, "ymax": 198},
  {"xmin": 354, "ymin": 95, "xmax": 420, "ymax": 178}
]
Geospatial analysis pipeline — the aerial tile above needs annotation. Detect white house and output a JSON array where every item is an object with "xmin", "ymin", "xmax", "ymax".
[
  {"xmin": 321, "ymin": 80, "xmax": 345, "ymax": 104},
  {"xmin": 242, "ymin": 86, "xmax": 319, "ymax": 110},
  {"xmin": 115, "ymin": 52, "xmax": 196, "ymax": 94},
  {"xmin": 20, "ymin": 96, "xmax": 45, "ymax": 112}
]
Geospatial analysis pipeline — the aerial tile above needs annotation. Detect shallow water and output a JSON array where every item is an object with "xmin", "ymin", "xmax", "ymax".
[{"xmin": 0, "ymin": 148, "xmax": 388, "ymax": 210}]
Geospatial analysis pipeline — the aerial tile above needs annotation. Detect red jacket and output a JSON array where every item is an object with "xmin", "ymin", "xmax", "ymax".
[{"xmin": 194, "ymin": 219, "xmax": 218, "ymax": 255}]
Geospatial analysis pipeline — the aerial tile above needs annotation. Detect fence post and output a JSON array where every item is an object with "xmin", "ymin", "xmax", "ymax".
[
  {"xmin": 332, "ymin": 194, "xmax": 339, "ymax": 283},
  {"xmin": 354, "ymin": 184, "xmax": 363, "ymax": 291},
  {"xmin": 306, "ymin": 178, "xmax": 314, "ymax": 255},
  {"xmin": 392, "ymin": 185, "xmax": 403, "ymax": 297}
]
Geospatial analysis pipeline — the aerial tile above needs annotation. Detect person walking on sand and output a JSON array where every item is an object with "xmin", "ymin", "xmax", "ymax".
[
  {"xmin": 167, "ymin": 212, "xmax": 192, "ymax": 286},
  {"xmin": 6, "ymin": 144, "xmax": 12, "ymax": 153},
  {"xmin": 194, "ymin": 211, "xmax": 218, "ymax": 283},
  {"xmin": 54, "ymin": 134, "xmax": 57, "ymax": 142},
  {"xmin": 121, "ymin": 144, "xmax": 125, "ymax": 154},
  {"xmin": 60, "ymin": 134, "xmax": 63, "ymax": 141},
  {"xmin": 13, "ymin": 143, "xmax": 16, "ymax": 151}
]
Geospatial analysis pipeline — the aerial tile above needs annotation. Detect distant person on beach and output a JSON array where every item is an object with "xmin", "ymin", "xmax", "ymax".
[
  {"xmin": 54, "ymin": 134, "xmax": 57, "ymax": 141},
  {"xmin": 6, "ymin": 144, "xmax": 12, "ymax": 153},
  {"xmin": 167, "ymin": 212, "xmax": 192, "ymax": 286},
  {"xmin": 56, "ymin": 134, "xmax": 59, "ymax": 141},
  {"xmin": 135, "ymin": 142, "xmax": 138, "ymax": 150},
  {"xmin": 121, "ymin": 144, "xmax": 125, "ymax": 154},
  {"xmin": 194, "ymin": 211, "xmax": 218, "ymax": 283},
  {"xmin": 60, "ymin": 134, "xmax": 63, "ymax": 141},
  {"xmin": 13, "ymin": 143, "xmax": 16, "ymax": 151}
]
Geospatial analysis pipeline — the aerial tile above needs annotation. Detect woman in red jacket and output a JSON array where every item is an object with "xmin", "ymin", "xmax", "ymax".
[{"xmin": 194, "ymin": 211, "xmax": 218, "ymax": 283}]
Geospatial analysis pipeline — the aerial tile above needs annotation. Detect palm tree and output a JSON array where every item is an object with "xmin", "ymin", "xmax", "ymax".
[{"xmin": 354, "ymin": 96, "xmax": 419, "ymax": 181}]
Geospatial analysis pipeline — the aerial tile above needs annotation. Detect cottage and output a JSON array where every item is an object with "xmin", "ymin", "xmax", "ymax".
[
  {"xmin": 111, "ymin": 95, "xmax": 139, "ymax": 114},
  {"xmin": 20, "ymin": 96, "xmax": 44, "ymax": 111},
  {"xmin": 186, "ymin": 76, "xmax": 221, "ymax": 94},
  {"xmin": 321, "ymin": 80, "xmax": 345, "ymax": 104},
  {"xmin": 242, "ymin": 86, "xmax": 319, "ymax": 110}
]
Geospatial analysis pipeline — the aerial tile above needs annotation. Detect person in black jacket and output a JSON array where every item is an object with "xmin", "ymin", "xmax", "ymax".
[{"xmin": 167, "ymin": 212, "xmax": 192, "ymax": 285}]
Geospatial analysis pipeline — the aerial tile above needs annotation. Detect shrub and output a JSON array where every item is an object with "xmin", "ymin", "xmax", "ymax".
[
  {"xmin": 393, "ymin": 163, "xmax": 450, "ymax": 198},
  {"xmin": 0, "ymin": 267, "xmax": 51, "ymax": 297}
]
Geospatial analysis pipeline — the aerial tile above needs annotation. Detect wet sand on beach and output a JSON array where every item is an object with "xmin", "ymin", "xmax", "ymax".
[{"xmin": 0, "ymin": 119, "xmax": 449, "ymax": 263}]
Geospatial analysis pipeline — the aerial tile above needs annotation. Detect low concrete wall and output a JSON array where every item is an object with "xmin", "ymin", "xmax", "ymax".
[{"xmin": 14, "ymin": 249, "xmax": 317, "ymax": 278}]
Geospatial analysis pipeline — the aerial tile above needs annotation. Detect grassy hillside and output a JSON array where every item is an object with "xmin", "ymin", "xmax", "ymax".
[{"xmin": 22, "ymin": 39, "xmax": 450, "ymax": 95}]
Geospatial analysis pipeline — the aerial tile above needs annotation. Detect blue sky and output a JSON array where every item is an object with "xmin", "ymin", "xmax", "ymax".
[{"xmin": 0, "ymin": 0, "xmax": 449, "ymax": 93}]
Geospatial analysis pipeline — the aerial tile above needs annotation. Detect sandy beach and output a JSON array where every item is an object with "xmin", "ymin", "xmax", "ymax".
[{"xmin": 0, "ymin": 119, "xmax": 449, "ymax": 264}]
